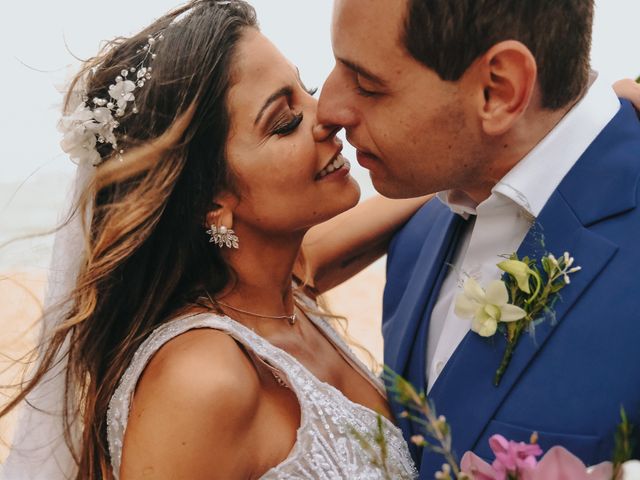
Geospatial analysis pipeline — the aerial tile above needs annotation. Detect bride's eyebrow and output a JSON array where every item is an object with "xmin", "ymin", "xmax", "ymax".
[{"xmin": 254, "ymin": 85, "xmax": 293, "ymax": 126}]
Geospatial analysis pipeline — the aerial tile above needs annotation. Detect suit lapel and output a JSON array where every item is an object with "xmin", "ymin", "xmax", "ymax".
[
  {"xmin": 383, "ymin": 207, "xmax": 466, "ymax": 464},
  {"xmin": 383, "ymin": 207, "xmax": 465, "ymax": 385}
]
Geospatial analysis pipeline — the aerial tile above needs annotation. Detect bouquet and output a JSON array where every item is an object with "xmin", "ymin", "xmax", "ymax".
[{"xmin": 380, "ymin": 371, "xmax": 639, "ymax": 480}]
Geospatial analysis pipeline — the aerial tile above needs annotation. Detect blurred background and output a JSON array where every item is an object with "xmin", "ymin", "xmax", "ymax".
[{"xmin": 1, "ymin": 0, "xmax": 639, "ymax": 462}]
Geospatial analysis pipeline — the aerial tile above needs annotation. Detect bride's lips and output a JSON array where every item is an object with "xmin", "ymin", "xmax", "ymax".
[{"xmin": 315, "ymin": 146, "xmax": 351, "ymax": 181}]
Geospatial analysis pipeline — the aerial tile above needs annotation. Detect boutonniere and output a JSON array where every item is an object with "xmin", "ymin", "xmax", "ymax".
[{"xmin": 454, "ymin": 252, "xmax": 581, "ymax": 386}]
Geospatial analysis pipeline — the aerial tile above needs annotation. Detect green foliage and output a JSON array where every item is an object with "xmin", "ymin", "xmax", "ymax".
[
  {"xmin": 494, "ymin": 252, "xmax": 578, "ymax": 385},
  {"xmin": 349, "ymin": 415, "xmax": 393, "ymax": 480},
  {"xmin": 383, "ymin": 368, "xmax": 467, "ymax": 479},
  {"xmin": 613, "ymin": 407, "xmax": 636, "ymax": 479}
]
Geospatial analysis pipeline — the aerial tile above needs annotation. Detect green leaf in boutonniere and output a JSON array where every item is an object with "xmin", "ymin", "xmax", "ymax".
[{"xmin": 455, "ymin": 252, "xmax": 581, "ymax": 386}]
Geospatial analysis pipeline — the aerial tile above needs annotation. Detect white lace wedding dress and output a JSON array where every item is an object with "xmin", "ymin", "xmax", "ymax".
[{"xmin": 106, "ymin": 302, "xmax": 418, "ymax": 479}]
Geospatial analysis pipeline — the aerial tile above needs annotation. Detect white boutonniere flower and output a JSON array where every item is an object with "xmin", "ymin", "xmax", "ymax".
[
  {"xmin": 454, "ymin": 278, "xmax": 526, "ymax": 337},
  {"xmin": 455, "ymin": 251, "xmax": 581, "ymax": 386}
]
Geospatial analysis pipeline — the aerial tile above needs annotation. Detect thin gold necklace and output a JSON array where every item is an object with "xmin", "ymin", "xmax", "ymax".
[
  {"xmin": 214, "ymin": 299, "xmax": 297, "ymax": 326},
  {"xmin": 203, "ymin": 292, "xmax": 294, "ymax": 388}
]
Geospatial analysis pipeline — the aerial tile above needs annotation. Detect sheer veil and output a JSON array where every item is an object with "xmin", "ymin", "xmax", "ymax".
[{"xmin": 1, "ymin": 162, "xmax": 94, "ymax": 479}]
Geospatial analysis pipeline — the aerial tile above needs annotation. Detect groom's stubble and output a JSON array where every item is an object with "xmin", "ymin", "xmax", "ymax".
[
  {"xmin": 319, "ymin": 0, "xmax": 594, "ymax": 203},
  {"xmin": 319, "ymin": 0, "xmax": 490, "ymax": 200}
]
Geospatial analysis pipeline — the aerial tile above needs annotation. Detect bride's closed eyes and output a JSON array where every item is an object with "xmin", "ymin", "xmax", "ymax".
[
  {"xmin": 271, "ymin": 111, "xmax": 303, "ymax": 136},
  {"xmin": 266, "ymin": 85, "xmax": 318, "ymax": 137}
]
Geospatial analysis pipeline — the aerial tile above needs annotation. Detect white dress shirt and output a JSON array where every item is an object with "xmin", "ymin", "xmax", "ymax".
[{"xmin": 425, "ymin": 73, "xmax": 621, "ymax": 392}]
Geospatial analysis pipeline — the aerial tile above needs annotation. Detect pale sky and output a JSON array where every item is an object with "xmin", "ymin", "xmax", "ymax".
[{"xmin": 0, "ymin": 0, "xmax": 638, "ymax": 190}]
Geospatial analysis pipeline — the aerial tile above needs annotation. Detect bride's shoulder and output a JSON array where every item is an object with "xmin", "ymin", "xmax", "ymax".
[
  {"xmin": 140, "ymin": 327, "xmax": 260, "ymax": 400},
  {"xmin": 120, "ymin": 328, "xmax": 260, "ymax": 477}
]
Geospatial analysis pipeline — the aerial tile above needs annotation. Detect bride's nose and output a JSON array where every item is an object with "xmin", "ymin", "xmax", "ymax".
[{"xmin": 312, "ymin": 122, "xmax": 342, "ymax": 143}]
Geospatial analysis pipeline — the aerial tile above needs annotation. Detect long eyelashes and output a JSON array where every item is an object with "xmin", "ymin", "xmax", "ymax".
[
  {"xmin": 269, "ymin": 86, "xmax": 315, "ymax": 136},
  {"xmin": 272, "ymin": 112, "xmax": 303, "ymax": 136}
]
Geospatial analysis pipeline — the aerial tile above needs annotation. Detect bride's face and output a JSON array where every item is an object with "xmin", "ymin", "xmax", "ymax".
[{"xmin": 223, "ymin": 29, "xmax": 360, "ymax": 235}]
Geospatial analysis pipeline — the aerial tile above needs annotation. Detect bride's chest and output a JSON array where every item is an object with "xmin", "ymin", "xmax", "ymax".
[
  {"xmin": 254, "ymin": 376, "xmax": 413, "ymax": 480},
  {"xmin": 266, "ymin": 332, "xmax": 392, "ymax": 420}
]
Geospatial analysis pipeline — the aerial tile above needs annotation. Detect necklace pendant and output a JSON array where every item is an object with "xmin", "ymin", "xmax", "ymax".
[{"xmin": 288, "ymin": 313, "xmax": 297, "ymax": 326}]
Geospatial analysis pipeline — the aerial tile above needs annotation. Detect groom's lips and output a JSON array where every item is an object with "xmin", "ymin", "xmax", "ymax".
[{"xmin": 356, "ymin": 149, "xmax": 380, "ymax": 170}]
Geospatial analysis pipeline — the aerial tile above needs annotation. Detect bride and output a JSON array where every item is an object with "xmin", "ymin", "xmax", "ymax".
[{"xmin": 1, "ymin": 1, "xmax": 425, "ymax": 478}]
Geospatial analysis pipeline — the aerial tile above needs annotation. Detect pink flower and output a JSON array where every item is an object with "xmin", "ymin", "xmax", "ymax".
[
  {"xmin": 461, "ymin": 451, "xmax": 497, "ymax": 480},
  {"xmin": 460, "ymin": 444, "xmax": 613, "ymax": 480},
  {"xmin": 529, "ymin": 446, "xmax": 612, "ymax": 480},
  {"xmin": 489, "ymin": 434, "xmax": 543, "ymax": 479}
]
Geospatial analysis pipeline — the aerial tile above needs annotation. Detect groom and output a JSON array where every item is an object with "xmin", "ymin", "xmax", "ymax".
[{"xmin": 318, "ymin": 0, "xmax": 640, "ymax": 477}]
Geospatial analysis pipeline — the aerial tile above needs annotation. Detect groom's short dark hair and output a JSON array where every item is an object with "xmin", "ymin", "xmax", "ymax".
[{"xmin": 403, "ymin": 0, "xmax": 594, "ymax": 110}]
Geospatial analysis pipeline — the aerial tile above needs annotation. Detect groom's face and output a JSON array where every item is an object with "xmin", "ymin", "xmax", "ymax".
[{"xmin": 319, "ymin": 0, "xmax": 480, "ymax": 199}]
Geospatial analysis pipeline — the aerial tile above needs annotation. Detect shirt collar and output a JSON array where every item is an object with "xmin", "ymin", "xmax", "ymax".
[
  {"xmin": 436, "ymin": 190, "xmax": 477, "ymax": 218},
  {"xmin": 438, "ymin": 72, "xmax": 621, "ymax": 218}
]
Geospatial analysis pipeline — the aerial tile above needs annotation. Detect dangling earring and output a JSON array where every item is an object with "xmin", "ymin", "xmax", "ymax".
[{"xmin": 206, "ymin": 224, "xmax": 239, "ymax": 249}]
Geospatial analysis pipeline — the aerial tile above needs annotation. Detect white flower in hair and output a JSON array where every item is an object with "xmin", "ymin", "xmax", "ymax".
[
  {"xmin": 109, "ymin": 79, "xmax": 136, "ymax": 110},
  {"xmin": 91, "ymin": 107, "xmax": 119, "ymax": 146},
  {"xmin": 58, "ymin": 33, "xmax": 163, "ymax": 166},
  {"xmin": 59, "ymin": 103, "xmax": 101, "ymax": 165}
]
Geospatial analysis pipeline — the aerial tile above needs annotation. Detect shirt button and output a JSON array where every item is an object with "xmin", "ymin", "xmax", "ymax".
[{"xmin": 436, "ymin": 361, "xmax": 445, "ymax": 375}]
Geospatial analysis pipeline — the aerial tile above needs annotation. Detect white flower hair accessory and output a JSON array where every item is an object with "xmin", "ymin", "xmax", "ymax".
[{"xmin": 58, "ymin": 33, "xmax": 164, "ymax": 166}]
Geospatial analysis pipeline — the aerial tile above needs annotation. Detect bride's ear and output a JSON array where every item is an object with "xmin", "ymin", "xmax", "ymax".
[{"xmin": 205, "ymin": 192, "xmax": 238, "ymax": 229}]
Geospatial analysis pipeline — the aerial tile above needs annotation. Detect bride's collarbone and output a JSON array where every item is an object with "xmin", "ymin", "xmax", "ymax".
[
  {"xmin": 260, "ymin": 322, "xmax": 345, "ymax": 383},
  {"xmin": 259, "ymin": 321, "xmax": 392, "ymax": 421}
]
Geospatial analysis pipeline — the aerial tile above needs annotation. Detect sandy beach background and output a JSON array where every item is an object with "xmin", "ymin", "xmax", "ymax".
[{"xmin": 0, "ymin": 174, "xmax": 386, "ymax": 463}]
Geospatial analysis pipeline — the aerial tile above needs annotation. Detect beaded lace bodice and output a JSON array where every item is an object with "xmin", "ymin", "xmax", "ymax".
[{"xmin": 106, "ymin": 305, "xmax": 417, "ymax": 479}]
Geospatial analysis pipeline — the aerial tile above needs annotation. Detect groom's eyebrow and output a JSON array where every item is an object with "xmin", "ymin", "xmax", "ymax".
[{"xmin": 338, "ymin": 58, "xmax": 387, "ymax": 87}]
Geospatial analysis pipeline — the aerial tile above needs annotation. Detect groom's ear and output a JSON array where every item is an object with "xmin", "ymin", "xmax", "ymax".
[{"xmin": 473, "ymin": 40, "xmax": 537, "ymax": 136}]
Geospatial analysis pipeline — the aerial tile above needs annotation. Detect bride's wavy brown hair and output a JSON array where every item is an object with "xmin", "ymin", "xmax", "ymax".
[{"xmin": 0, "ymin": 1, "xmax": 258, "ymax": 477}]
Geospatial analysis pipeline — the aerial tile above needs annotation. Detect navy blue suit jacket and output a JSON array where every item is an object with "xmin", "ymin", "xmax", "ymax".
[{"xmin": 383, "ymin": 100, "xmax": 640, "ymax": 478}]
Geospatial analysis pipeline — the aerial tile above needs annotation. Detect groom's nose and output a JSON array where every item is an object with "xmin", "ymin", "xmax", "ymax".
[
  {"xmin": 312, "ymin": 122, "xmax": 342, "ymax": 144},
  {"xmin": 317, "ymin": 67, "xmax": 358, "ymax": 130}
]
